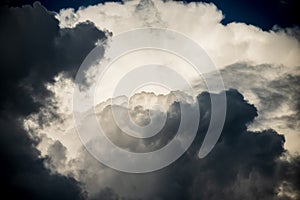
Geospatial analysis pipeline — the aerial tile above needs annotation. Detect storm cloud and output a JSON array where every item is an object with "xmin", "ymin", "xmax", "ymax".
[
  {"xmin": 0, "ymin": 2, "xmax": 106, "ymax": 199},
  {"xmin": 1, "ymin": 1, "xmax": 300, "ymax": 200},
  {"xmin": 32, "ymin": 88, "xmax": 300, "ymax": 200}
]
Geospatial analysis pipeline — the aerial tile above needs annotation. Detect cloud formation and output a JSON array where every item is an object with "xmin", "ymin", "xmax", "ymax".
[
  {"xmin": 0, "ymin": 2, "xmax": 106, "ymax": 199},
  {"xmin": 194, "ymin": 63, "xmax": 300, "ymax": 153},
  {"xmin": 1, "ymin": 1, "xmax": 300, "ymax": 200},
  {"xmin": 55, "ymin": 0, "xmax": 300, "ymax": 154},
  {"xmin": 58, "ymin": 0, "xmax": 300, "ymax": 68},
  {"xmin": 29, "ymin": 87, "xmax": 300, "ymax": 200}
]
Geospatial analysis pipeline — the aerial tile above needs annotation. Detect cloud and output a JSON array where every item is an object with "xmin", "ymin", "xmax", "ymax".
[
  {"xmin": 85, "ymin": 90, "xmax": 297, "ymax": 200},
  {"xmin": 55, "ymin": 1, "xmax": 300, "ymax": 156},
  {"xmin": 26, "ymin": 82, "xmax": 300, "ymax": 199},
  {"xmin": 45, "ymin": 140, "xmax": 68, "ymax": 174},
  {"xmin": 2, "ymin": 1, "xmax": 300, "ymax": 200},
  {"xmin": 0, "ymin": 2, "xmax": 106, "ymax": 199},
  {"xmin": 194, "ymin": 63, "xmax": 300, "ymax": 154},
  {"xmin": 58, "ymin": 0, "xmax": 300, "ymax": 68}
]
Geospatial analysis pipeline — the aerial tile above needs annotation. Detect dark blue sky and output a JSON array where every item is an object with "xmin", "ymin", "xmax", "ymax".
[{"xmin": 1, "ymin": 0, "xmax": 299, "ymax": 30}]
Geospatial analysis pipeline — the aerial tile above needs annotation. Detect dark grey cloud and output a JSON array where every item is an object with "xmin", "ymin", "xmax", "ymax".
[
  {"xmin": 0, "ymin": 2, "xmax": 106, "ymax": 199},
  {"xmin": 268, "ymin": 73, "xmax": 300, "ymax": 124},
  {"xmin": 216, "ymin": 63, "xmax": 300, "ymax": 115},
  {"xmin": 0, "ymin": 118, "xmax": 85, "ymax": 200},
  {"xmin": 0, "ymin": 2, "xmax": 106, "ymax": 116},
  {"xmin": 45, "ymin": 140, "xmax": 68, "ymax": 173}
]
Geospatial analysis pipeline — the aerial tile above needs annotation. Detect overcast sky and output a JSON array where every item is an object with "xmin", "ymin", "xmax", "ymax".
[{"xmin": 0, "ymin": 1, "xmax": 299, "ymax": 200}]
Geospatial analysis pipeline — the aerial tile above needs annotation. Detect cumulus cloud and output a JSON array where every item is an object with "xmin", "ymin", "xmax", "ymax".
[
  {"xmin": 2, "ymin": 1, "xmax": 300, "ymax": 200},
  {"xmin": 54, "ymin": 1, "xmax": 300, "ymax": 157},
  {"xmin": 27, "ymin": 86, "xmax": 300, "ymax": 200},
  {"xmin": 54, "ymin": 0, "xmax": 300, "ymax": 155},
  {"xmin": 58, "ymin": 0, "xmax": 300, "ymax": 68}
]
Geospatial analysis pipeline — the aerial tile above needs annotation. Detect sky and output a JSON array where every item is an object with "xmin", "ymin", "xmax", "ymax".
[{"xmin": 0, "ymin": 0, "xmax": 300, "ymax": 200}]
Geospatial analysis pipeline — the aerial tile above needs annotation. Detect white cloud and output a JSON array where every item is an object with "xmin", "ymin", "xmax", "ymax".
[{"xmin": 58, "ymin": 0, "xmax": 300, "ymax": 68}]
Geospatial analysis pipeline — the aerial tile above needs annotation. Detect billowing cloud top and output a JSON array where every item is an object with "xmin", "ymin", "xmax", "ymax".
[{"xmin": 58, "ymin": 0, "xmax": 300, "ymax": 68}]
